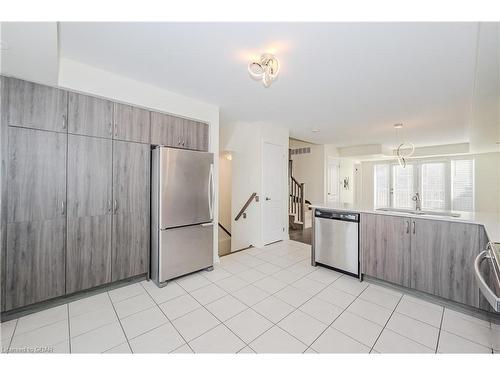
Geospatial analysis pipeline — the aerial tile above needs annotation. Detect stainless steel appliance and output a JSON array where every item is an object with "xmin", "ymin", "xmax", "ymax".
[
  {"xmin": 151, "ymin": 146, "xmax": 214, "ymax": 286},
  {"xmin": 312, "ymin": 209, "xmax": 359, "ymax": 277},
  {"xmin": 474, "ymin": 241, "xmax": 500, "ymax": 312}
]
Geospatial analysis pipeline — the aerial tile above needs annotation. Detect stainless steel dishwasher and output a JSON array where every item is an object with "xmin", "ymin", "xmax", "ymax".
[{"xmin": 312, "ymin": 209, "xmax": 359, "ymax": 277}]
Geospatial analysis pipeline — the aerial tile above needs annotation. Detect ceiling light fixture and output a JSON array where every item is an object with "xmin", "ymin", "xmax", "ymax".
[
  {"xmin": 394, "ymin": 123, "xmax": 415, "ymax": 168},
  {"xmin": 248, "ymin": 53, "xmax": 280, "ymax": 87}
]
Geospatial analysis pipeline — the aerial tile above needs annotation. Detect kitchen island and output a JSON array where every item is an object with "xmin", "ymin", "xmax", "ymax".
[{"xmin": 310, "ymin": 203, "xmax": 500, "ymax": 314}]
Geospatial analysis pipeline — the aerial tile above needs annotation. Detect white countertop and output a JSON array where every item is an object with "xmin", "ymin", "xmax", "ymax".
[{"xmin": 310, "ymin": 202, "xmax": 500, "ymax": 243}]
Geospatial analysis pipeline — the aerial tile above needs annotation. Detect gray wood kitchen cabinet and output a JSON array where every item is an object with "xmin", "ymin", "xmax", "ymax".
[
  {"xmin": 113, "ymin": 103, "xmax": 150, "ymax": 144},
  {"xmin": 184, "ymin": 120, "xmax": 209, "ymax": 151},
  {"xmin": 410, "ymin": 218, "xmax": 481, "ymax": 307},
  {"xmin": 5, "ymin": 77, "xmax": 68, "ymax": 133},
  {"xmin": 6, "ymin": 219, "xmax": 66, "ymax": 310},
  {"xmin": 111, "ymin": 140, "xmax": 150, "ymax": 281},
  {"xmin": 1, "ymin": 76, "xmax": 8, "ymax": 311},
  {"xmin": 151, "ymin": 111, "xmax": 209, "ymax": 151},
  {"xmin": 361, "ymin": 213, "xmax": 411, "ymax": 287},
  {"xmin": 66, "ymin": 135, "xmax": 112, "ymax": 293},
  {"xmin": 7, "ymin": 127, "xmax": 67, "ymax": 223},
  {"xmin": 68, "ymin": 92, "xmax": 113, "ymax": 138},
  {"xmin": 150, "ymin": 111, "xmax": 181, "ymax": 147},
  {"xmin": 5, "ymin": 127, "xmax": 67, "ymax": 310}
]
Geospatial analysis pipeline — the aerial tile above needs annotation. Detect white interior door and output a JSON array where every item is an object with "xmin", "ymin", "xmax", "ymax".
[
  {"xmin": 327, "ymin": 158, "xmax": 340, "ymax": 203},
  {"xmin": 262, "ymin": 142, "xmax": 285, "ymax": 245}
]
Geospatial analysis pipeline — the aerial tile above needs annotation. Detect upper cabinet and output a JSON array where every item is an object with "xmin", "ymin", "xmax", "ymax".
[
  {"xmin": 113, "ymin": 103, "xmax": 150, "ymax": 144},
  {"xmin": 151, "ymin": 111, "xmax": 209, "ymax": 151},
  {"xmin": 68, "ymin": 92, "xmax": 113, "ymax": 138},
  {"xmin": 6, "ymin": 77, "xmax": 68, "ymax": 133}
]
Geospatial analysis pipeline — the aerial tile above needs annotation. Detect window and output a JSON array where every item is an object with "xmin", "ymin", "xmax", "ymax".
[
  {"xmin": 374, "ymin": 164, "xmax": 390, "ymax": 208},
  {"xmin": 392, "ymin": 164, "xmax": 414, "ymax": 209},
  {"xmin": 374, "ymin": 158, "xmax": 474, "ymax": 212},
  {"xmin": 420, "ymin": 161, "xmax": 447, "ymax": 210}
]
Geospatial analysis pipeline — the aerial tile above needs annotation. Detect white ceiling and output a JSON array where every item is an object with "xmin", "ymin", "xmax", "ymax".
[{"xmin": 59, "ymin": 22, "xmax": 479, "ymax": 147}]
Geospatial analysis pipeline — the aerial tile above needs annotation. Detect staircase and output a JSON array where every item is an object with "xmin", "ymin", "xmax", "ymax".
[{"xmin": 289, "ymin": 176, "xmax": 306, "ymax": 230}]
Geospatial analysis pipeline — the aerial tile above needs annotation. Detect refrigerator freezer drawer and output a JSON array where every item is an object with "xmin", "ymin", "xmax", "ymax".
[{"xmin": 159, "ymin": 223, "xmax": 213, "ymax": 282}]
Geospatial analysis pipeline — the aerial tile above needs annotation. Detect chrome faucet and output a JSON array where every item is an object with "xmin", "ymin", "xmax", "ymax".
[{"xmin": 412, "ymin": 192, "xmax": 421, "ymax": 211}]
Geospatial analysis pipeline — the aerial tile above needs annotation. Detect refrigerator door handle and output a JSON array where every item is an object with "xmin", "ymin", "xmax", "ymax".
[
  {"xmin": 208, "ymin": 163, "xmax": 214, "ymax": 220},
  {"xmin": 201, "ymin": 222, "xmax": 214, "ymax": 227}
]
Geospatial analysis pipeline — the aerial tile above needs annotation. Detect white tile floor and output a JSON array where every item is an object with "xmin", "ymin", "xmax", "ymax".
[{"xmin": 1, "ymin": 240, "xmax": 499, "ymax": 354}]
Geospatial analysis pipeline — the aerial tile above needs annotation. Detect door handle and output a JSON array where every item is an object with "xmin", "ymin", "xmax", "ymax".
[
  {"xmin": 108, "ymin": 122, "xmax": 113, "ymax": 136},
  {"xmin": 208, "ymin": 164, "xmax": 214, "ymax": 220},
  {"xmin": 412, "ymin": 220, "xmax": 416, "ymax": 235},
  {"xmin": 61, "ymin": 201, "xmax": 66, "ymax": 216},
  {"xmin": 201, "ymin": 222, "xmax": 214, "ymax": 227},
  {"xmin": 114, "ymin": 123, "xmax": 118, "ymax": 138},
  {"xmin": 265, "ymin": 197, "xmax": 271, "ymax": 201},
  {"xmin": 62, "ymin": 114, "xmax": 67, "ymax": 130},
  {"xmin": 405, "ymin": 220, "xmax": 409, "ymax": 234},
  {"xmin": 113, "ymin": 199, "xmax": 118, "ymax": 214},
  {"xmin": 107, "ymin": 200, "xmax": 112, "ymax": 213}
]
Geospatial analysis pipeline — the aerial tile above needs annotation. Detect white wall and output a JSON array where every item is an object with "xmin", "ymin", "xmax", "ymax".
[
  {"xmin": 0, "ymin": 22, "xmax": 59, "ymax": 85},
  {"xmin": 222, "ymin": 122, "xmax": 289, "ymax": 251},
  {"xmin": 58, "ymin": 58, "xmax": 220, "ymax": 262},
  {"xmin": 289, "ymin": 139, "xmax": 325, "ymax": 205},
  {"xmin": 218, "ymin": 154, "xmax": 232, "ymax": 232}
]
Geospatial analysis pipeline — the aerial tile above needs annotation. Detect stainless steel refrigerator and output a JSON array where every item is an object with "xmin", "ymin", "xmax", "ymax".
[{"xmin": 151, "ymin": 146, "xmax": 214, "ymax": 286}]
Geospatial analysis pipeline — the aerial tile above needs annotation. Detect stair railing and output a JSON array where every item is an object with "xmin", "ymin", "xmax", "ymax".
[{"xmin": 289, "ymin": 176, "xmax": 305, "ymax": 224}]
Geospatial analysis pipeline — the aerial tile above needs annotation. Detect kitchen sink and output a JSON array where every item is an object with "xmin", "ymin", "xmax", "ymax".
[{"xmin": 376, "ymin": 207, "xmax": 461, "ymax": 218}]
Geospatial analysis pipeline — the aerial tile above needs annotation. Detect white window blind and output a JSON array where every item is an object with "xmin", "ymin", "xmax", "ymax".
[
  {"xmin": 421, "ymin": 161, "xmax": 446, "ymax": 210},
  {"xmin": 373, "ymin": 157, "xmax": 474, "ymax": 212},
  {"xmin": 392, "ymin": 164, "xmax": 414, "ymax": 209},
  {"xmin": 374, "ymin": 164, "xmax": 390, "ymax": 208},
  {"xmin": 452, "ymin": 159, "xmax": 474, "ymax": 211}
]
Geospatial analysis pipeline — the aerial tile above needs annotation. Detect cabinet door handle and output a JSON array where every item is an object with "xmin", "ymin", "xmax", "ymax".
[
  {"xmin": 108, "ymin": 122, "xmax": 113, "ymax": 136},
  {"xmin": 412, "ymin": 220, "xmax": 416, "ymax": 235},
  {"xmin": 107, "ymin": 200, "xmax": 112, "ymax": 213},
  {"xmin": 114, "ymin": 123, "xmax": 118, "ymax": 138},
  {"xmin": 62, "ymin": 114, "xmax": 67, "ymax": 129},
  {"xmin": 61, "ymin": 201, "xmax": 66, "ymax": 216},
  {"xmin": 405, "ymin": 220, "xmax": 410, "ymax": 234},
  {"xmin": 113, "ymin": 199, "xmax": 118, "ymax": 214}
]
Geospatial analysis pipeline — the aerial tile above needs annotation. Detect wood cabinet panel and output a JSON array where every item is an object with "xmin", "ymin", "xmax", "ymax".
[
  {"xmin": 7, "ymin": 127, "xmax": 66, "ymax": 223},
  {"xmin": 112, "ymin": 141, "xmax": 150, "ymax": 214},
  {"xmin": 68, "ymin": 92, "xmax": 113, "ymax": 138},
  {"xmin": 410, "ymin": 218, "xmax": 481, "ymax": 307},
  {"xmin": 5, "ymin": 218, "xmax": 66, "ymax": 310},
  {"xmin": 361, "ymin": 213, "xmax": 411, "ymax": 287},
  {"xmin": 113, "ymin": 103, "xmax": 150, "ymax": 143},
  {"xmin": 150, "ymin": 111, "xmax": 181, "ymax": 147},
  {"xmin": 112, "ymin": 141, "xmax": 150, "ymax": 281},
  {"xmin": 66, "ymin": 215, "xmax": 112, "ymax": 294},
  {"xmin": 67, "ymin": 135, "xmax": 112, "ymax": 218},
  {"xmin": 6, "ymin": 77, "xmax": 67, "ymax": 133},
  {"xmin": 66, "ymin": 135, "xmax": 112, "ymax": 294},
  {"xmin": 111, "ymin": 213, "xmax": 149, "ymax": 281},
  {"xmin": 184, "ymin": 121, "xmax": 209, "ymax": 151}
]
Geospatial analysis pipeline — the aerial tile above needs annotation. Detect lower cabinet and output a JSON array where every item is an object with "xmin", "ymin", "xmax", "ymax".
[
  {"xmin": 361, "ymin": 214, "xmax": 411, "ymax": 287},
  {"xmin": 6, "ymin": 219, "xmax": 66, "ymax": 310},
  {"xmin": 361, "ymin": 213, "xmax": 484, "ymax": 309},
  {"xmin": 410, "ymin": 218, "xmax": 482, "ymax": 308}
]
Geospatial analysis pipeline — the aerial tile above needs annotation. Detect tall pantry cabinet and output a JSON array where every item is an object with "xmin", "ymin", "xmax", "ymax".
[{"xmin": 0, "ymin": 77, "xmax": 151, "ymax": 311}]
